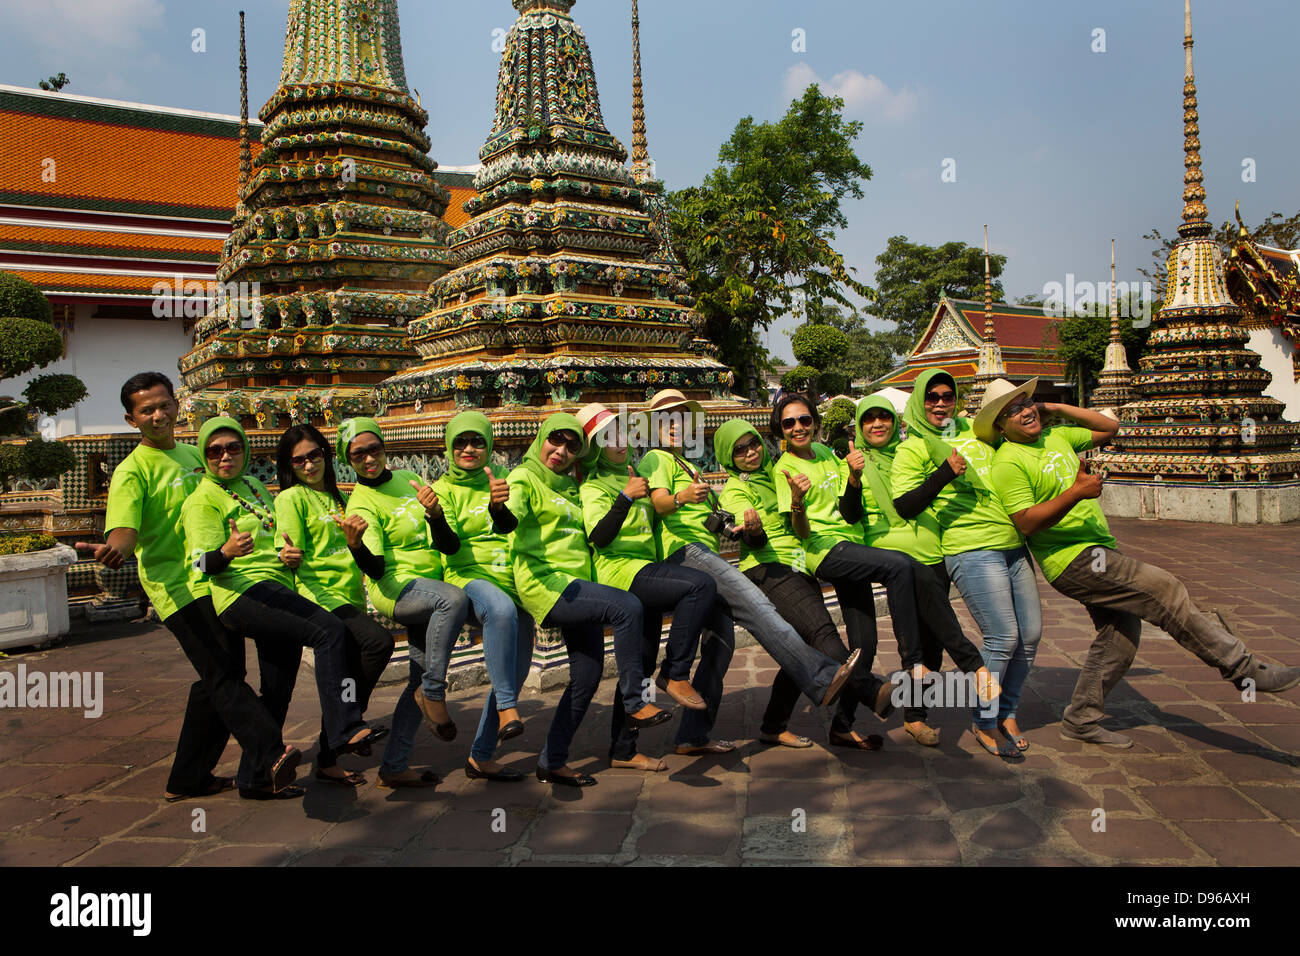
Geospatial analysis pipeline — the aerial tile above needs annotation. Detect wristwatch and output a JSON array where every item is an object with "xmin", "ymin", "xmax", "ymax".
[{"xmin": 672, "ymin": 491, "xmax": 681, "ymax": 509}]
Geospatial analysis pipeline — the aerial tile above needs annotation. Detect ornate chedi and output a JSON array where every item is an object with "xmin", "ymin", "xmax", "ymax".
[
  {"xmin": 1090, "ymin": 238, "xmax": 1135, "ymax": 409},
  {"xmin": 1094, "ymin": 1, "xmax": 1300, "ymax": 520},
  {"xmin": 962, "ymin": 225, "xmax": 1005, "ymax": 414},
  {"xmin": 177, "ymin": 0, "xmax": 458, "ymax": 430},
  {"xmin": 376, "ymin": 0, "xmax": 732, "ymax": 416}
]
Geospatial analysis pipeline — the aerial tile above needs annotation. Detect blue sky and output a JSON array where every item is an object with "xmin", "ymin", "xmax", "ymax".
[{"xmin": 2, "ymin": 0, "xmax": 1296, "ymax": 362}]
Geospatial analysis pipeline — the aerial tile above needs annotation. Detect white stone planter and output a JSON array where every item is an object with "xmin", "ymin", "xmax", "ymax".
[{"xmin": 0, "ymin": 544, "xmax": 77, "ymax": 651}]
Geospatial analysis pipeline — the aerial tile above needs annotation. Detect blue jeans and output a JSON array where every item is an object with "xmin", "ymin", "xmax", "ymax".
[
  {"xmin": 945, "ymin": 547, "xmax": 1043, "ymax": 730},
  {"xmin": 539, "ymin": 578, "xmax": 642, "ymax": 771},
  {"xmin": 379, "ymin": 578, "xmax": 470, "ymax": 776},
  {"xmin": 667, "ymin": 543, "xmax": 840, "ymax": 704},
  {"xmin": 466, "ymin": 578, "xmax": 536, "ymax": 762},
  {"xmin": 391, "ymin": 577, "xmax": 471, "ymax": 701}
]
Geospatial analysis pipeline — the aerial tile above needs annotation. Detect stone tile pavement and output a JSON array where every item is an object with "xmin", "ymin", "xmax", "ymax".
[{"xmin": 1, "ymin": 518, "xmax": 1297, "ymax": 866}]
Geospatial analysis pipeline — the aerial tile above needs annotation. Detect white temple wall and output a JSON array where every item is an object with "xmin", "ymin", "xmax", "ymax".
[
  {"xmin": 1248, "ymin": 325, "xmax": 1300, "ymax": 422},
  {"xmin": 2, "ymin": 305, "xmax": 193, "ymax": 436}
]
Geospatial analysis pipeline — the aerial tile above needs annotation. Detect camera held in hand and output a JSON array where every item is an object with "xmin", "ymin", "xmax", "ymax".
[{"xmin": 702, "ymin": 507, "xmax": 740, "ymax": 541}]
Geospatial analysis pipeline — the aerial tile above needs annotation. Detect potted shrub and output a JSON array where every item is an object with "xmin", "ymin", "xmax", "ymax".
[{"xmin": 0, "ymin": 272, "xmax": 84, "ymax": 649}]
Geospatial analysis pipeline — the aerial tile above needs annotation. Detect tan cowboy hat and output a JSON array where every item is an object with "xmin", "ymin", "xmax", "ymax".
[
  {"xmin": 644, "ymin": 388, "xmax": 703, "ymax": 416},
  {"xmin": 973, "ymin": 377, "xmax": 1039, "ymax": 444},
  {"xmin": 575, "ymin": 402, "xmax": 620, "ymax": 445}
]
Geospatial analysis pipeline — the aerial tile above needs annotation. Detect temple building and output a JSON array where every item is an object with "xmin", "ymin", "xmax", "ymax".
[
  {"xmin": 1093, "ymin": 0, "xmax": 1300, "ymax": 523},
  {"xmin": 1226, "ymin": 212, "xmax": 1300, "ymax": 419}
]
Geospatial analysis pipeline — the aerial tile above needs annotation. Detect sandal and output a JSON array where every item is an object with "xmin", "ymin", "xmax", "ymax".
[
  {"xmin": 674, "ymin": 740, "xmax": 736, "ymax": 755},
  {"xmin": 829, "ymin": 730, "xmax": 884, "ymax": 751},
  {"xmin": 904, "ymin": 722, "xmax": 941, "ymax": 747},
  {"xmin": 315, "ymin": 768, "xmax": 366, "ymax": 787},
  {"xmin": 164, "ymin": 775, "xmax": 235, "ymax": 803},
  {"xmin": 378, "ymin": 769, "xmax": 439, "ymax": 789},
  {"xmin": 998, "ymin": 721, "xmax": 1029, "ymax": 751},
  {"xmin": 271, "ymin": 747, "xmax": 302, "ymax": 792},
  {"xmin": 759, "ymin": 731, "xmax": 814, "ymax": 749},
  {"xmin": 972, "ymin": 724, "xmax": 1020, "ymax": 760}
]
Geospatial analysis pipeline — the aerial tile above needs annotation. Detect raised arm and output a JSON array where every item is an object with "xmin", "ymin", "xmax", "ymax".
[{"xmin": 1040, "ymin": 403, "xmax": 1119, "ymax": 447}]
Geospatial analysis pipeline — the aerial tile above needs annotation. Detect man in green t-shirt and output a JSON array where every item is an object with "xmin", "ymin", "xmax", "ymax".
[
  {"xmin": 980, "ymin": 378, "xmax": 1300, "ymax": 748},
  {"xmin": 78, "ymin": 373, "xmax": 298, "ymax": 799}
]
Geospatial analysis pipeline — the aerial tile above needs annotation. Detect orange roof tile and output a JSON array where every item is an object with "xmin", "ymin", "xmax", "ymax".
[
  {"xmin": 0, "ymin": 223, "xmax": 223, "ymax": 260},
  {"xmin": 4, "ymin": 267, "xmax": 211, "ymax": 296}
]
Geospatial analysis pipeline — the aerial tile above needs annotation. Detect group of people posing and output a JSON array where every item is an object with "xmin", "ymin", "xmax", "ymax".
[{"xmin": 81, "ymin": 371, "xmax": 1300, "ymax": 800}]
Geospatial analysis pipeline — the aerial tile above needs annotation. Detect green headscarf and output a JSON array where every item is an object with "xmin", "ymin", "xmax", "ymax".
[
  {"xmin": 521, "ymin": 412, "xmax": 588, "ymax": 491},
  {"xmin": 336, "ymin": 417, "xmax": 383, "ymax": 465},
  {"xmin": 714, "ymin": 418, "xmax": 778, "ymax": 501},
  {"xmin": 197, "ymin": 416, "xmax": 250, "ymax": 487},
  {"xmin": 901, "ymin": 369, "xmax": 992, "ymax": 495},
  {"xmin": 854, "ymin": 395, "xmax": 904, "ymax": 528},
  {"xmin": 443, "ymin": 411, "xmax": 493, "ymax": 485}
]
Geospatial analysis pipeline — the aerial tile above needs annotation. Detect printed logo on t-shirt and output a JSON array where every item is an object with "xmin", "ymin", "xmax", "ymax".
[{"xmin": 1041, "ymin": 449, "xmax": 1077, "ymax": 490}]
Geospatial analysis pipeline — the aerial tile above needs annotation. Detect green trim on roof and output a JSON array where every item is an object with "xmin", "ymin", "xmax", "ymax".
[
  {"xmin": 432, "ymin": 170, "xmax": 476, "ymax": 188},
  {"xmin": 0, "ymin": 238, "xmax": 217, "ymax": 263},
  {"xmin": 0, "ymin": 190, "xmax": 234, "ymax": 221},
  {"xmin": 0, "ymin": 89, "xmax": 262, "ymax": 138}
]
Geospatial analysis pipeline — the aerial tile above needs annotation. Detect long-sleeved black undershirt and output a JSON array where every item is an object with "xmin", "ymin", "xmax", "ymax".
[
  {"xmin": 892, "ymin": 461, "xmax": 957, "ymax": 520},
  {"xmin": 839, "ymin": 482, "xmax": 864, "ymax": 524},
  {"xmin": 589, "ymin": 493, "xmax": 632, "ymax": 549}
]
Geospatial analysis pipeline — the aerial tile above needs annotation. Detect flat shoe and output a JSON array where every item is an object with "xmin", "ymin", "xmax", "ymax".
[
  {"xmin": 464, "ymin": 761, "xmax": 525, "ymax": 782},
  {"xmin": 821, "ymin": 648, "xmax": 862, "ymax": 707},
  {"xmin": 628, "ymin": 706, "xmax": 673, "ymax": 730},
  {"xmin": 904, "ymin": 723, "xmax": 941, "ymax": 747},
  {"xmin": 164, "ymin": 775, "xmax": 234, "ymax": 803},
  {"xmin": 829, "ymin": 730, "xmax": 883, "ymax": 751},
  {"xmin": 314, "ymin": 768, "xmax": 366, "ymax": 787},
  {"xmin": 271, "ymin": 747, "xmax": 302, "ymax": 791},
  {"xmin": 674, "ymin": 740, "xmax": 736, "ymax": 756},
  {"xmin": 497, "ymin": 719, "xmax": 524, "ymax": 742},
  {"xmin": 972, "ymin": 725, "xmax": 1021, "ymax": 760},
  {"xmin": 239, "ymin": 785, "xmax": 305, "ymax": 801},
  {"xmin": 536, "ymin": 766, "xmax": 597, "ymax": 787},
  {"xmin": 997, "ymin": 723, "xmax": 1028, "ymax": 751},
  {"xmin": 610, "ymin": 754, "xmax": 667, "ymax": 772},
  {"xmin": 415, "ymin": 692, "xmax": 457, "ymax": 741},
  {"xmin": 759, "ymin": 731, "xmax": 814, "ymax": 749},
  {"xmin": 655, "ymin": 676, "xmax": 707, "ymax": 711},
  {"xmin": 337, "ymin": 726, "xmax": 389, "ymax": 757},
  {"xmin": 377, "ymin": 770, "xmax": 439, "ymax": 789}
]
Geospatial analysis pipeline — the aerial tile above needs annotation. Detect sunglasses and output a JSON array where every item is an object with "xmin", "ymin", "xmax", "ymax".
[
  {"xmin": 860, "ymin": 409, "xmax": 894, "ymax": 424},
  {"xmin": 290, "ymin": 447, "xmax": 324, "ymax": 468},
  {"xmin": 452, "ymin": 434, "xmax": 488, "ymax": 451},
  {"xmin": 546, "ymin": 431, "xmax": 583, "ymax": 454},
  {"xmin": 347, "ymin": 441, "xmax": 385, "ymax": 463},
  {"xmin": 781, "ymin": 414, "xmax": 814, "ymax": 431},
  {"xmin": 732, "ymin": 436, "xmax": 763, "ymax": 456},
  {"xmin": 205, "ymin": 440, "xmax": 244, "ymax": 461},
  {"xmin": 999, "ymin": 397, "xmax": 1036, "ymax": 421},
  {"xmin": 924, "ymin": 391, "xmax": 956, "ymax": 405}
]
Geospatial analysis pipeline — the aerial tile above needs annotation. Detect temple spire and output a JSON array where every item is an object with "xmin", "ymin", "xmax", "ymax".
[
  {"xmin": 236, "ymin": 10, "xmax": 250, "ymax": 213},
  {"xmin": 963, "ymin": 224, "xmax": 1004, "ymax": 414},
  {"xmin": 982, "ymin": 224, "xmax": 995, "ymax": 340},
  {"xmin": 1179, "ymin": 0, "xmax": 1210, "ymax": 238},
  {"xmin": 630, "ymin": 0, "xmax": 652, "ymax": 182},
  {"xmin": 1108, "ymin": 238, "xmax": 1121, "ymax": 346}
]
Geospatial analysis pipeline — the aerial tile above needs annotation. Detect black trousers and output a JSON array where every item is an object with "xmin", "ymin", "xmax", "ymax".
[
  {"xmin": 161, "ymin": 595, "xmax": 283, "ymax": 792},
  {"xmin": 906, "ymin": 560, "xmax": 987, "ymax": 723},
  {"xmin": 743, "ymin": 563, "xmax": 862, "ymax": 736},
  {"xmin": 317, "ymin": 604, "xmax": 395, "ymax": 769}
]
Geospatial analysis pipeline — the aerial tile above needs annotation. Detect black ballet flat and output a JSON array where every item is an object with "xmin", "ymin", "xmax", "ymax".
[
  {"xmin": 536, "ymin": 766, "xmax": 597, "ymax": 788},
  {"xmin": 337, "ymin": 725, "xmax": 389, "ymax": 756},
  {"xmin": 628, "ymin": 709, "xmax": 673, "ymax": 730},
  {"xmin": 465, "ymin": 761, "xmax": 525, "ymax": 782},
  {"xmin": 497, "ymin": 719, "xmax": 524, "ymax": 742},
  {"xmin": 239, "ymin": 785, "xmax": 306, "ymax": 801}
]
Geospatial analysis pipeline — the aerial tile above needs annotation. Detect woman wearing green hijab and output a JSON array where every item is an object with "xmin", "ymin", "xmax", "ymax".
[
  {"xmin": 430, "ymin": 411, "xmax": 532, "ymax": 782},
  {"xmin": 891, "ymin": 370, "xmax": 1042, "ymax": 759},
  {"xmin": 339, "ymin": 417, "xmax": 471, "ymax": 788},
  {"xmin": 717, "ymin": 417, "xmax": 897, "ymax": 750},
  {"xmin": 181, "ymin": 416, "xmax": 387, "ymax": 798},
  {"xmin": 507, "ymin": 412, "xmax": 647, "ymax": 788},
  {"xmin": 854, "ymin": 393, "xmax": 998, "ymax": 749},
  {"xmin": 576, "ymin": 403, "xmax": 715, "ymax": 773}
]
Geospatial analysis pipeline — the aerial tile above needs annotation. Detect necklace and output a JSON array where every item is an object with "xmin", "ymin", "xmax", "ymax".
[{"xmin": 228, "ymin": 481, "xmax": 275, "ymax": 532}]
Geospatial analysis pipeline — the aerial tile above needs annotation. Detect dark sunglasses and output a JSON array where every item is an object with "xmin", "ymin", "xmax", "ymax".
[
  {"xmin": 347, "ymin": 441, "xmax": 385, "ymax": 463},
  {"xmin": 732, "ymin": 436, "xmax": 763, "ymax": 456},
  {"xmin": 290, "ymin": 447, "xmax": 324, "ymax": 468},
  {"xmin": 999, "ymin": 397, "xmax": 1036, "ymax": 421},
  {"xmin": 452, "ymin": 434, "xmax": 488, "ymax": 451},
  {"xmin": 924, "ymin": 390, "xmax": 956, "ymax": 404},
  {"xmin": 546, "ymin": 431, "xmax": 583, "ymax": 454},
  {"xmin": 781, "ymin": 414, "xmax": 814, "ymax": 431},
  {"xmin": 205, "ymin": 440, "xmax": 243, "ymax": 461},
  {"xmin": 860, "ymin": 409, "xmax": 894, "ymax": 424}
]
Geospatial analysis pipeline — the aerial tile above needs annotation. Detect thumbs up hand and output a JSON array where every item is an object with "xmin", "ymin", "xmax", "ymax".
[
  {"xmin": 782, "ymin": 468, "xmax": 811, "ymax": 506},
  {"xmin": 333, "ymin": 513, "xmax": 368, "ymax": 549},
  {"xmin": 222, "ymin": 516, "xmax": 254, "ymax": 559},
  {"xmin": 74, "ymin": 540, "xmax": 124, "ymax": 570},
  {"xmin": 845, "ymin": 439, "xmax": 865, "ymax": 483},
  {"xmin": 622, "ymin": 464, "xmax": 649, "ymax": 501},
  {"xmin": 485, "ymin": 466, "xmax": 510, "ymax": 508},
  {"xmin": 409, "ymin": 478, "xmax": 442, "ymax": 518},
  {"xmin": 278, "ymin": 532, "xmax": 303, "ymax": 569}
]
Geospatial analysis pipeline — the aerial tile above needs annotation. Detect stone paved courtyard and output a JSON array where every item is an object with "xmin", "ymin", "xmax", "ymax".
[{"xmin": 2, "ymin": 517, "xmax": 1298, "ymax": 867}]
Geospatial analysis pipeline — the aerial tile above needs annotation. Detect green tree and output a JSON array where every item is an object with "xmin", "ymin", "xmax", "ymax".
[
  {"xmin": 0, "ymin": 272, "xmax": 83, "ymax": 489},
  {"xmin": 874, "ymin": 236, "xmax": 1006, "ymax": 351},
  {"xmin": 669, "ymin": 85, "xmax": 874, "ymax": 402},
  {"xmin": 801, "ymin": 297, "xmax": 909, "ymax": 387},
  {"xmin": 38, "ymin": 72, "xmax": 70, "ymax": 92},
  {"xmin": 1050, "ymin": 293, "xmax": 1152, "ymax": 402}
]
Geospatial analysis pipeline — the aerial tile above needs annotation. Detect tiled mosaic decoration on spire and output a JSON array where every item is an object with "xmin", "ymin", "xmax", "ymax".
[
  {"xmin": 178, "ymin": 0, "xmax": 458, "ymax": 430},
  {"xmin": 962, "ymin": 225, "xmax": 1005, "ymax": 414},
  {"xmin": 378, "ymin": 0, "xmax": 731, "ymax": 414},
  {"xmin": 1094, "ymin": 0, "xmax": 1300, "ymax": 482}
]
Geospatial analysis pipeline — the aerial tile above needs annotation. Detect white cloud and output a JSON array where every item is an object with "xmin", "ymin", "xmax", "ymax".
[
  {"xmin": 781, "ymin": 63, "xmax": 918, "ymax": 121},
  {"xmin": 3, "ymin": 0, "xmax": 165, "ymax": 67}
]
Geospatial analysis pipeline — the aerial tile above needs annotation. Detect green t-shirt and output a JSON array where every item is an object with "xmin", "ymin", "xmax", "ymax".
[
  {"xmin": 344, "ymin": 470, "xmax": 442, "ymax": 619},
  {"xmin": 638, "ymin": 448, "xmax": 718, "ymax": 558},
  {"xmin": 506, "ymin": 463, "xmax": 592, "ymax": 623},
  {"xmin": 181, "ymin": 475, "xmax": 295, "ymax": 615},
  {"xmin": 431, "ymin": 474, "xmax": 518, "ymax": 603},
  {"xmin": 719, "ymin": 468, "xmax": 810, "ymax": 574},
  {"xmin": 891, "ymin": 424, "xmax": 1023, "ymax": 557},
  {"xmin": 273, "ymin": 484, "xmax": 362, "ymax": 612},
  {"xmin": 103, "ymin": 442, "xmax": 208, "ymax": 621},
  {"xmin": 990, "ymin": 425, "xmax": 1117, "ymax": 582},
  {"xmin": 579, "ymin": 471, "xmax": 656, "ymax": 591},
  {"xmin": 861, "ymin": 478, "xmax": 944, "ymax": 566},
  {"xmin": 773, "ymin": 444, "xmax": 863, "ymax": 575}
]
